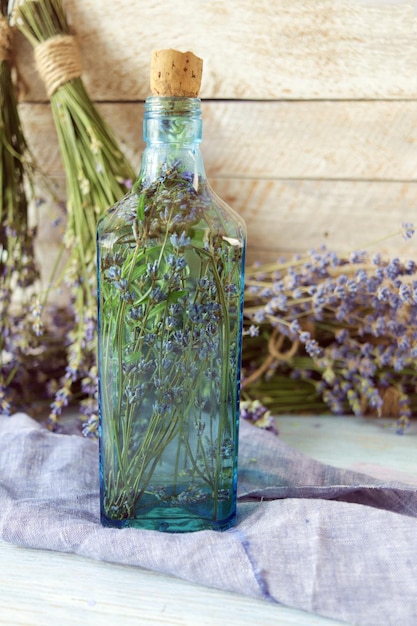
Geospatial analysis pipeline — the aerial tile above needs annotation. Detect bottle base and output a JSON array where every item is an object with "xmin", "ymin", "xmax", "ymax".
[{"xmin": 101, "ymin": 506, "xmax": 236, "ymax": 533}]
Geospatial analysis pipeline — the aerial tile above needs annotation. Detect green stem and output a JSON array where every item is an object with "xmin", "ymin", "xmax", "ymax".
[{"xmin": 204, "ymin": 251, "xmax": 231, "ymax": 520}]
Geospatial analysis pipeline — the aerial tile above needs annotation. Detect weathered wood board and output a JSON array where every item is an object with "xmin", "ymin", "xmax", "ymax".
[
  {"xmin": 12, "ymin": 0, "xmax": 417, "ymax": 265},
  {"xmin": 14, "ymin": 0, "xmax": 417, "ymax": 101},
  {"xmin": 21, "ymin": 101, "xmax": 417, "ymax": 264}
]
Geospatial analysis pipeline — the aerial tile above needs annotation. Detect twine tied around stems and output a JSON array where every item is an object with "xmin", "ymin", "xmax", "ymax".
[
  {"xmin": 34, "ymin": 34, "xmax": 82, "ymax": 97},
  {"xmin": 241, "ymin": 328, "xmax": 300, "ymax": 389},
  {"xmin": 0, "ymin": 16, "xmax": 13, "ymax": 63}
]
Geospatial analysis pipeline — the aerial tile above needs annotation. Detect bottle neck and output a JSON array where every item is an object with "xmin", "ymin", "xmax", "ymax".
[{"xmin": 139, "ymin": 96, "xmax": 206, "ymax": 185}]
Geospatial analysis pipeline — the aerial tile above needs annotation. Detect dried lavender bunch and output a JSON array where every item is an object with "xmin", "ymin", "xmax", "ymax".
[
  {"xmin": 242, "ymin": 224, "xmax": 416, "ymax": 433},
  {"xmin": 2, "ymin": 305, "xmax": 74, "ymax": 417},
  {"xmin": 15, "ymin": 0, "xmax": 136, "ymax": 427},
  {"xmin": 0, "ymin": 0, "xmax": 44, "ymax": 414}
]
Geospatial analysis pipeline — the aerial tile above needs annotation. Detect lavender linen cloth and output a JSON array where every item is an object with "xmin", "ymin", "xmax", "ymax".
[{"xmin": 1, "ymin": 413, "xmax": 417, "ymax": 625}]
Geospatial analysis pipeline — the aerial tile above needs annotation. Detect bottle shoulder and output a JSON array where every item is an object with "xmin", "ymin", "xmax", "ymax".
[
  {"xmin": 97, "ymin": 190, "xmax": 138, "ymax": 234},
  {"xmin": 205, "ymin": 184, "xmax": 247, "ymax": 236},
  {"xmin": 97, "ymin": 177, "xmax": 246, "ymax": 243}
]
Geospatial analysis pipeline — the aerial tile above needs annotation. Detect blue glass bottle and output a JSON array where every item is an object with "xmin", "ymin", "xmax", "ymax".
[{"xmin": 97, "ymin": 70, "xmax": 246, "ymax": 531}]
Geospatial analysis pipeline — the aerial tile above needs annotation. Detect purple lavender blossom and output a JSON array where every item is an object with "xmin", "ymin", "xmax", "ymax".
[
  {"xmin": 240, "ymin": 400, "xmax": 278, "ymax": 434},
  {"xmin": 243, "ymin": 237, "xmax": 417, "ymax": 432},
  {"xmin": 401, "ymin": 222, "xmax": 414, "ymax": 241}
]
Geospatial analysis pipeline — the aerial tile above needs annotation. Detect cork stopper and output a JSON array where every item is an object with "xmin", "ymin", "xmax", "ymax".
[{"xmin": 150, "ymin": 49, "xmax": 203, "ymax": 97}]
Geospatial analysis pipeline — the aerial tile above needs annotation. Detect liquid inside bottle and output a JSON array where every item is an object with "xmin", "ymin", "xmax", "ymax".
[{"xmin": 97, "ymin": 96, "xmax": 246, "ymax": 531}]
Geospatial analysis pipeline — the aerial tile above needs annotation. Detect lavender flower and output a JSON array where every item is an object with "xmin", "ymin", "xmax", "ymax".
[
  {"xmin": 401, "ymin": 222, "xmax": 414, "ymax": 240},
  {"xmin": 240, "ymin": 400, "xmax": 278, "ymax": 434},
  {"xmin": 243, "ymin": 236, "xmax": 417, "ymax": 433}
]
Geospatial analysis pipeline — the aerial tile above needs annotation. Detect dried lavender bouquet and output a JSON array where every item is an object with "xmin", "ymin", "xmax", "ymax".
[
  {"xmin": 242, "ymin": 224, "xmax": 416, "ymax": 433},
  {"xmin": 0, "ymin": 0, "xmax": 46, "ymax": 414},
  {"xmin": 15, "ymin": 0, "xmax": 136, "ymax": 427}
]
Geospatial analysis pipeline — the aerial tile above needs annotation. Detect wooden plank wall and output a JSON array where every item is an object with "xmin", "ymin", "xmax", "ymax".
[{"xmin": 15, "ymin": 0, "xmax": 417, "ymax": 265}]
